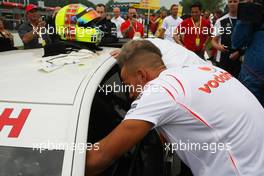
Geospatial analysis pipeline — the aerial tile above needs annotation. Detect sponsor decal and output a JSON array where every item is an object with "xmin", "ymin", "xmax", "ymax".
[
  {"xmin": 0, "ymin": 108, "xmax": 31, "ymax": 138},
  {"xmin": 198, "ymin": 66, "xmax": 217, "ymax": 73},
  {"xmin": 198, "ymin": 71, "xmax": 233, "ymax": 94}
]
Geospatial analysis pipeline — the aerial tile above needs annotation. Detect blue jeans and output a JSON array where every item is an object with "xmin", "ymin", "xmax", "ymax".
[{"xmin": 239, "ymin": 66, "xmax": 264, "ymax": 107}]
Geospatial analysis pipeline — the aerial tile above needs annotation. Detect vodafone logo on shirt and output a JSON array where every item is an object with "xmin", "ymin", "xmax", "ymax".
[
  {"xmin": 198, "ymin": 66, "xmax": 233, "ymax": 94},
  {"xmin": 198, "ymin": 66, "xmax": 217, "ymax": 73}
]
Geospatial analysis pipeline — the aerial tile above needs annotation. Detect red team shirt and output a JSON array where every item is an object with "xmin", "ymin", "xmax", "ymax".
[
  {"xmin": 120, "ymin": 20, "xmax": 144, "ymax": 39},
  {"xmin": 177, "ymin": 17, "xmax": 211, "ymax": 52}
]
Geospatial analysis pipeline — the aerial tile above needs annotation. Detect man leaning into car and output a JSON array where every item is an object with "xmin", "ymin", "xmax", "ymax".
[{"xmin": 86, "ymin": 40, "xmax": 264, "ymax": 176}]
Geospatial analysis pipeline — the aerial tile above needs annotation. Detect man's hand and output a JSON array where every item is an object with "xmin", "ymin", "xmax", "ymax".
[
  {"xmin": 122, "ymin": 20, "xmax": 134, "ymax": 38},
  {"xmin": 36, "ymin": 21, "xmax": 46, "ymax": 32},
  {"xmin": 229, "ymin": 51, "xmax": 240, "ymax": 61},
  {"xmin": 86, "ymin": 119, "xmax": 153, "ymax": 176},
  {"xmin": 217, "ymin": 44, "xmax": 229, "ymax": 53},
  {"xmin": 212, "ymin": 36, "xmax": 228, "ymax": 53},
  {"xmin": 130, "ymin": 18, "xmax": 136, "ymax": 26},
  {"xmin": 158, "ymin": 28, "xmax": 165, "ymax": 39},
  {"xmin": 110, "ymin": 49, "xmax": 121, "ymax": 59}
]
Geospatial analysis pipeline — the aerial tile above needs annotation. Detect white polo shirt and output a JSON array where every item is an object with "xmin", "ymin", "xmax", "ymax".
[
  {"xmin": 146, "ymin": 38, "xmax": 207, "ymax": 68},
  {"xmin": 161, "ymin": 15, "xmax": 183, "ymax": 42},
  {"xmin": 111, "ymin": 16, "xmax": 125, "ymax": 38},
  {"xmin": 125, "ymin": 65, "xmax": 264, "ymax": 176}
]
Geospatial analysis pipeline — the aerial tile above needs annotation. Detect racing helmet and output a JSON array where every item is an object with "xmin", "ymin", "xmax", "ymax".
[{"xmin": 55, "ymin": 4, "xmax": 102, "ymax": 44}]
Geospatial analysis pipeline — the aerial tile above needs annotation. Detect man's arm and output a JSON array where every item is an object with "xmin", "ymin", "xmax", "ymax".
[
  {"xmin": 211, "ymin": 20, "xmax": 228, "ymax": 53},
  {"xmin": 18, "ymin": 21, "xmax": 46, "ymax": 44},
  {"xmin": 203, "ymin": 22, "xmax": 212, "ymax": 49},
  {"xmin": 173, "ymin": 25, "xmax": 184, "ymax": 45},
  {"xmin": 158, "ymin": 18, "xmax": 167, "ymax": 39},
  {"xmin": 211, "ymin": 36, "xmax": 228, "ymax": 53},
  {"xmin": 173, "ymin": 23, "xmax": 184, "ymax": 45},
  {"xmin": 86, "ymin": 119, "xmax": 153, "ymax": 176},
  {"xmin": 139, "ymin": 23, "xmax": 144, "ymax": 37},
  {"xmin": 21, "ymin": 30, "xmax": 38, "ymax": 44},
  {"xmin": 121, "ymin": 21, "xmax": 134, "ymax": 38},
  {"xmin": 158, "ymin": 28, "xmax": 165, "ymax": 39}
]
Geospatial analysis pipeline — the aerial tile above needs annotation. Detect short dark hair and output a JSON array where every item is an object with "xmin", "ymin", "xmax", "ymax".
[
  {"xmin": 170, "ymin": 4, "xmax": 178, "ymax": 11},
  {"xmin": 96, "ymin": 3, "xmax": 106, "ymax": 12},
  {"xmin": 191, "ymin": 2, "xmax": 202, "ymax": 11},
  {"xmin": 215, "ymin": 9, "xmax": 223, "ymax": 16},
  {"xmin": 118, "ymin": 40, "xmax": 163, "ymax": 70}
]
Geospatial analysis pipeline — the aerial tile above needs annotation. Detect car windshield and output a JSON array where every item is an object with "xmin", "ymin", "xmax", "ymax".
[{"xmin": 0, "ymin": 146, "xmax": 64, "ymax": 176}]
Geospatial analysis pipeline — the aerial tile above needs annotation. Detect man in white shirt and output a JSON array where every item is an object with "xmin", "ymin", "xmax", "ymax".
[
  {"xmin": 110, "ymin": 38, "xmax": 207, "ymax": 68},
  {"xmin": 147, "ymin": 38, "xmax": 207, "ymax": 67},
  {"xmin": 160, "ymin": 4, "xmax": 183, "ymax": 42},
  {"xmin": 86, "ymin": 40, "xmax": 264, "ymax": 176},
  {"xmin": 111, "ymin": 7, "xmax": 125, "ymax": 38}
]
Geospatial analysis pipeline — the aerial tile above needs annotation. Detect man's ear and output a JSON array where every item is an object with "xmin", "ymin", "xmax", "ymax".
[{"xmin": 136, "ymin": 68, "xmax": 148, "ymax": 85}]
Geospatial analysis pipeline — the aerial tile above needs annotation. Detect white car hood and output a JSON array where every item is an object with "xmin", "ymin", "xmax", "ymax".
[{"xmin": 0, "ymin": 48, "xmax": 115, "ymax": 105}]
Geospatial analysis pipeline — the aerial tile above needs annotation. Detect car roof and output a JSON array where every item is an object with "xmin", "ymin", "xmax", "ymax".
[{"xmin": 0, "ymin": 48, "xmax": 115, "ymax": 105}]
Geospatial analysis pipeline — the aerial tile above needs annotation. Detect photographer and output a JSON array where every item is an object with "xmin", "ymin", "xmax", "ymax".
[
  {"xmin": 232, "ymin": 0, "xmax": 264, "ymax": 107},
  {"xmin": 120, "ymin": 7, "xmax": 144, "ymax": 39}
]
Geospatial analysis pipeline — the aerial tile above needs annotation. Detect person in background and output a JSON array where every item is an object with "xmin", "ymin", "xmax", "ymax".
[
  {"xmin": 0, "ymin": 17, "xmax": 16, "ymax": 52},
  {"xmin": 95, "ymin": 4, "xmax": 117, "ymax": 45},
  {"xmin": 159, "ymin": 4, "xmax": 183, "ymax": 42},
  {"xmin": 111, "ymin": 7, "xmax": 125, "ymax": 38},
  {"xmin": 155, "ymin": 10, "xmax": 167, "ymax": 37},
  {"xmin": 139, "ymin": 14, "xmax": 147, "ymax": 31},
  {"xmin": 203, "ymin": 10, "xmax": 211, "ymax": 23},
  {"xmin": 120, "ymin": 7, "xmax": 144, "ymax": 39},
  {"xmin": 212, "ymin": 9, "xmax": 223, "ymax": 25},
  {"xmin": 137, "ymin": 14, "xmax": 145, "ymax": 26},
  {"xmin": 18, "ymin": 4, "xmax": 47, "ymax": 49},
  {"xmin": 232, "ymin": 0, "xmax": 264, "ymax": 107},
  {"xmin": 149, "ymin": 13, "xmax": 158, "ymax": 35},
  {"xmin": 174, "ymin": 2, "xmax": 211, "ymax": 59},
  {"xmin": 211, "ymin": 0, "xmax": 241, "ymax": 78}
]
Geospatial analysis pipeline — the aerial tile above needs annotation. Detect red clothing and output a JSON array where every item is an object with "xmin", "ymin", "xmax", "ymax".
[
  {"xmin": 177, "ymin": 17, "xmax": 211, "ymax": 52},
  {"xmin": 120, "ymin": 20, "xmax": 144, "ymax": 39},
  {"xmin": 149, "ymin": 15, "xmax": 157, "ymax": 34}
]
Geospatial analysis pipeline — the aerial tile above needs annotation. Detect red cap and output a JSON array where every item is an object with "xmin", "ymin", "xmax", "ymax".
[{"xmin": 25, "ymin": 4, "xmax": 38, "ymax": 13}]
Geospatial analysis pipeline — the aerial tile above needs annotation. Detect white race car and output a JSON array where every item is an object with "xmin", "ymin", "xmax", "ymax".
[{"xmin": 0, "ymin": 46, "xmax": 186, "ymax": 176}]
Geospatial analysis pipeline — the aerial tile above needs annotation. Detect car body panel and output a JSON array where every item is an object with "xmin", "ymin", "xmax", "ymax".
[
  {"xmin": 0, "ymin": 48, "xmax": 115, "ymax": 105},
  {"xmin": 0, "ymin": 47, "xmax": 117, "ymax": 176}
]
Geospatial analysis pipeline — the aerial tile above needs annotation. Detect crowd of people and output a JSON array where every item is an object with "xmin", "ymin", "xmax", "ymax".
[{"xmin": 0, "ymin": 0, "xmax": 263, "ymax": 110}]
